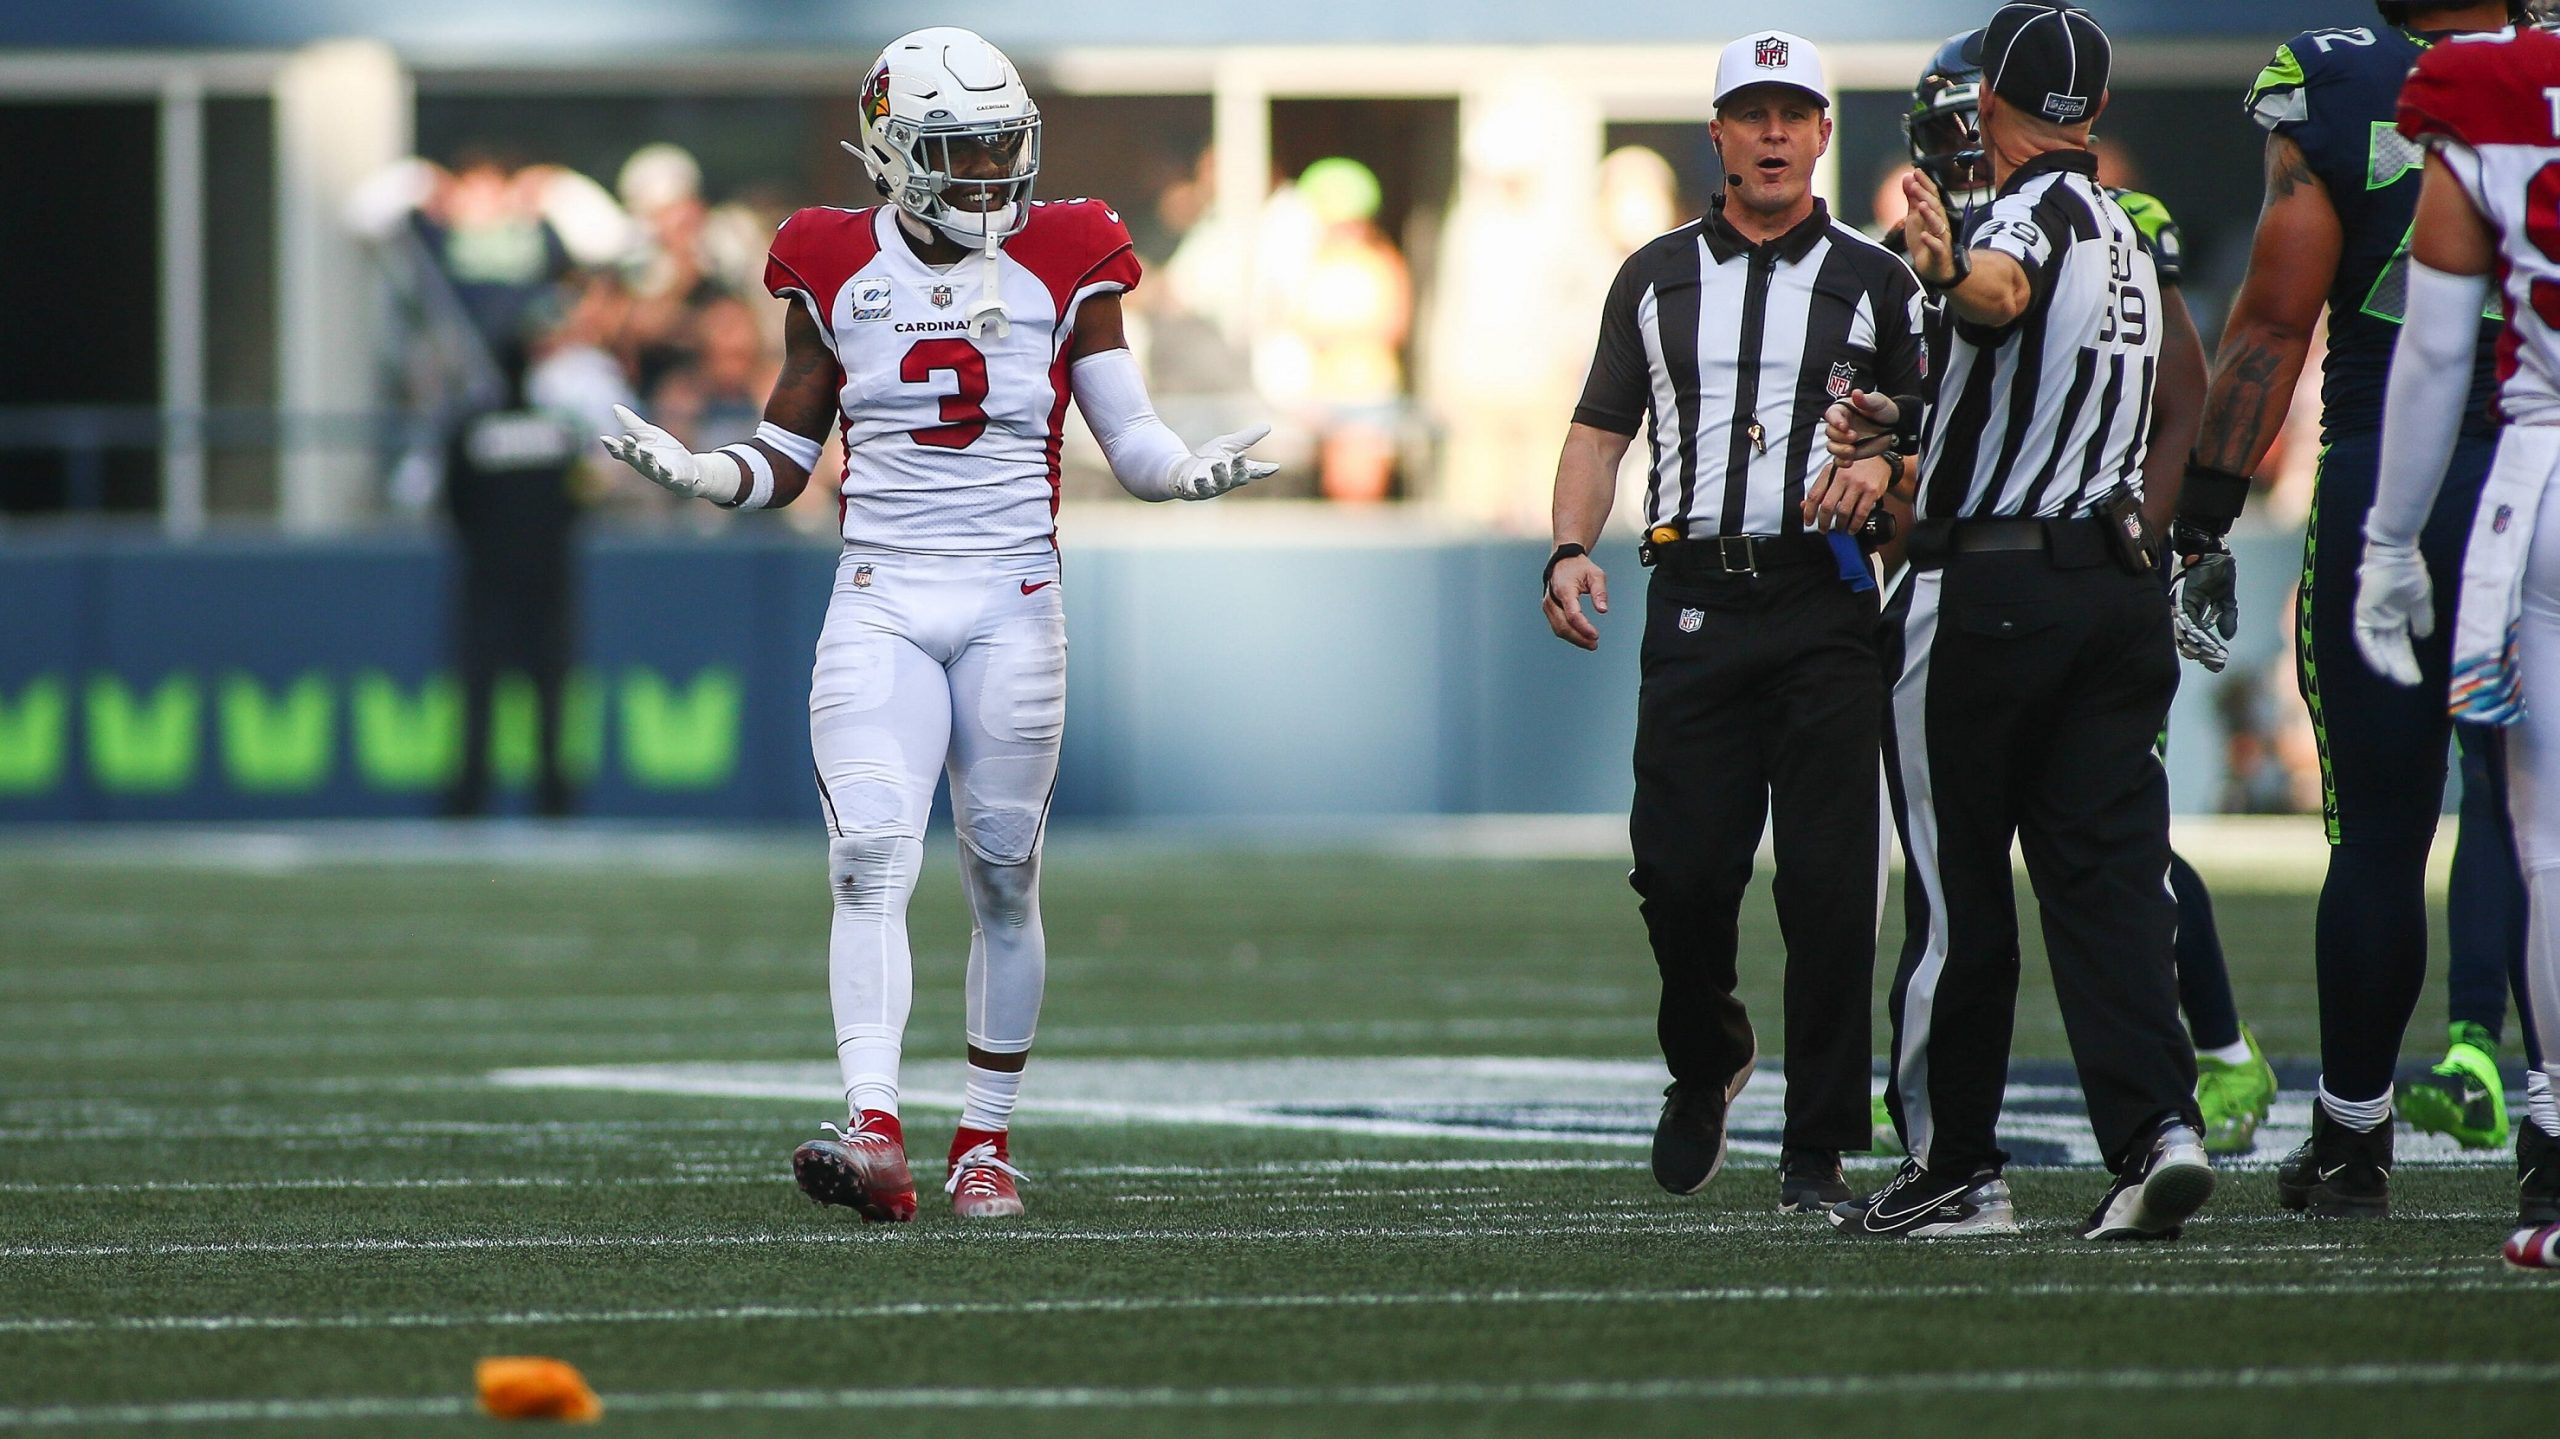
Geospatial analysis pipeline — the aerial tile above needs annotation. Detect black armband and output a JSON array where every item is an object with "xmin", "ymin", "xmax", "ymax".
[
  {"xmin": 2176, "ymin": 459, "xmax": 2254, "ymax": 536},
  {"xmin": 1543, "ymin": 543, "xmax": 1588, "ymax": 593}
]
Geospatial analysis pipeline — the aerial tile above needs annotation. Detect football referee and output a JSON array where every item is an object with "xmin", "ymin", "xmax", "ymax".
[
  {"xmin": 1542, "ymin": 30, "xmax": 1924, "ymax": 1214},
  {"xmin": 1821, "ymin": 3, "xmax": 2213, "ymax": 1241}
]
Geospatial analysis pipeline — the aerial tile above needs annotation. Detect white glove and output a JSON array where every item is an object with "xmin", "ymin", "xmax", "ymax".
[
  {"xmin": 2352, "ymin": 537, "xmax": 2433, "ymax": 687},
  {"xmin": 1171, "ymin": 424, "xmax": 1278, "ymax": 501},
  {"xmin": 600, "ymin": 403, "xmax": 741, "ymax": 504}
]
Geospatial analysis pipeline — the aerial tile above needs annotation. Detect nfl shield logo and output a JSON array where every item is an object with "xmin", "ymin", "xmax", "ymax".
[
  {"xmin": 1678, "ymin": 607, "xmax": 1705, "ymax": 634},
  {"xmin": 1756, "ymin": 36, "xmax": 1790, "ymax": 69},
  {"xmin": 2495, "ymin": 503, "xmax": 2516, "ymax": 534},
  {"xmin": 930, "ymin": 284, "xmax": 955, "ymax": 309},
  {"xmin": 852, "ymin": 564, "xmax": 875, "ymax": 589},
  {"xmin": 1827, "ymin": 361, "xmax": 1857, "ymax": 401}
]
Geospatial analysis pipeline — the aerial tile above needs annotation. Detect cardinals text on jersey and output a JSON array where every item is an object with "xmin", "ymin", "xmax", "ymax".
[
  {"xmin": 764, "ymin": 198, "xmax": 1142, "ymax": 553},
  {"xmin": 2400, "ymin": 26, "xmax": 2560, "ymax": 427}
]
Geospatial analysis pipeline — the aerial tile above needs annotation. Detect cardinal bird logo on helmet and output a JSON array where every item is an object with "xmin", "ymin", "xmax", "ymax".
[{"xmin": 862, "ymin": 62, "xmax": 892, "ymax": 124}]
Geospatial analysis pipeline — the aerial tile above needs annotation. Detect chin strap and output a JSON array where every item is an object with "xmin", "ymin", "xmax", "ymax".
[{"xmin": 966, "ymin": 230, "xmax": 1010, "ymax": 339}]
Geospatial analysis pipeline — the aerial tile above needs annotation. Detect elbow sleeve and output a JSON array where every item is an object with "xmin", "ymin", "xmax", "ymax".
[
  {"xmin": 2370, "ymin": 259, "xmax": 2492, "ymax": 549},
  {"xmin": 1070, "ymin": 348, "xmax": 1191, "ymax": 502}
]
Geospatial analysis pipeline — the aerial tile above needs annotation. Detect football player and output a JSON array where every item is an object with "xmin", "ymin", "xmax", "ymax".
[
  {"xmin": 603, "ymin": 27, "xmax": 1274, "ymax": 1221},
  {"xmin": 1893, "ymin": 32, "xmax": 2280, "ymax": 1156},
  {"xmin": 2355, "ymin": 17, "xmax": 2560, "ymax": 1263},
  {"xmin": 2178, "ymin": 0, "xmax": 2542, "ymax": 1219}
]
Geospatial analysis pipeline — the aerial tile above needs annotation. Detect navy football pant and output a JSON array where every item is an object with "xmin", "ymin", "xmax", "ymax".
[{"xmin": 2298, "ymin": 429, "xmax": 2535, "ymax": 1100}]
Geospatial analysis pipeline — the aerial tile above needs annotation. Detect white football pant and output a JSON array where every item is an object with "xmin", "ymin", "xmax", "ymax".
[
  {"xmin": 2502, "ymin": 438, "xmax": 2560, "ymax": 1137},
  {"xmin": 810, "ymin": 547, "xmax": 1064, "ymax": 1118}
]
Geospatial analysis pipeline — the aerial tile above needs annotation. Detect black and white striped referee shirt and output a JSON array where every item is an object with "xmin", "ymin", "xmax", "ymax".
[
  {"xmin": 1574, "ymin": 198, "xmax": 1927, "ymax": 540},
  {"xmin": 1916, "ymin": 149, "xmax": 2163, "ymax": 520}
]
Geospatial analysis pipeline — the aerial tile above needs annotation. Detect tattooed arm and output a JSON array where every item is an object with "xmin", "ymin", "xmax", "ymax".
[
  {"xmin": 742, "ymin": 303, "xmax": 841, "ymax": 508},
  {"xmin": 2193, "ymin": 133, "xmax": 2342, "ymax": 479}
]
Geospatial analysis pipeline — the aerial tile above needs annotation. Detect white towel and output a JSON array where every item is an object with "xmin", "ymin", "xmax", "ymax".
[{"xmin": 2449, "ymin": 427, "xmax": 2560, "ymax": 725}]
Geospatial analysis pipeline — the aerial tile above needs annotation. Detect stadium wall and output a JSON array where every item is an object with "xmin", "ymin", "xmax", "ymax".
[{"xmin": 0, "ymin": 531, "xmax": 2292, "ymax": 823}]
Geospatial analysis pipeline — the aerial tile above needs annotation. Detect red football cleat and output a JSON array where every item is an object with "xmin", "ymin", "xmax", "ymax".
[
  {"xmin": 2504, "ymin": 1223, "xmax": 2560, "ymax": 1272},
  {"xmin": 792, "ymin": 1110, "xmax": 917, "ymax": 1223},
  {"xmin": 945, "ymin": 1128, "xmax": 1027, "ymax": 1219}
]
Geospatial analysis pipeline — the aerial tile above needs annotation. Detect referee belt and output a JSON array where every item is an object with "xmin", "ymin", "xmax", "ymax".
[
  {"xmin": 1905, "ymin": 516, "xmax": 2112, "ymax": 572},
  {"xmin": 1645, "ymin": 531, "xmax": 1834, "ymax": 578}
]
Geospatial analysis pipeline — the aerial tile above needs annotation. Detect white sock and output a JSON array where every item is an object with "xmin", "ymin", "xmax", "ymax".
[
  {"xmin": 2199, "ymin": 1038, "xmax": 2254, "ymax": 1068},
  {"xmin": 840, "ymin": 1033, "xmax": 901, "ymax": 1121},
  {"xmin": 960, "ymin": 1063, "xmax": 1023, "ymax": 1133},
  {"xmin": 2529, "ymin": 1068, "xmax": 2559, "ymax": 1136},
  {"xmin": 2317, "ymin": 1080, "xmax": 2392, "ymax": 1132}
]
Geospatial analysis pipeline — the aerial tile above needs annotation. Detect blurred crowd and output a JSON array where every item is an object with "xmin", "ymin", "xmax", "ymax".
[
  {"xmin": 347, "ymin": 129, "xmax": 2330, "ymax": 817},
  {"xmin": 345, "ymin": 132, "xmax": 1690, "ymax": 532},
  {"xmin": 348, "ymin": 142, "xmax": 810, "ymax": 531}
]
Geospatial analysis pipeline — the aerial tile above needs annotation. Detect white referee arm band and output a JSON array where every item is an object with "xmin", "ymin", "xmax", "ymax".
[
  {"xmin": 1070, "ymin": 347, "xmax": 1193, "ymax": 502},
  {"xmin": 712, "ymin": 423, "xmax": 824, "ymax": 511},
  {"xmin": 2370, "ymin": 258, "xmax": 2492, "ymax": 550}
]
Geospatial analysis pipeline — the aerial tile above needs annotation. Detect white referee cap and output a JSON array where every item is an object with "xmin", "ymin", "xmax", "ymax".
[{"xmin": 1712, "ymin": 31, "xmax": 1831, "ymax": 110}]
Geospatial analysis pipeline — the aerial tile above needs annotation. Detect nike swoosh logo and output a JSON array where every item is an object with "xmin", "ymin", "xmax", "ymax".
[
  {"xmin": 2461, "ymin": 1085, "xmax": 2488, "ymax": 1105},
  {"xmin": 1020, "ymin": 580, "xmax": 1053, "ymax": 595},
  {"xmin": 1865, "ymin": 1190, "xmax": 1953, "ymax": 1227},
  {"xmin": 2318, "ymin": 1165, "xmax": 2348, "ymax": 1181}
]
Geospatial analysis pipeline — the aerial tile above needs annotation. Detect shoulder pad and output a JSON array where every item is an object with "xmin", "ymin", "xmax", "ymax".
[
  {"xmin": 2400, "ymin": 28, "xmax": 2560, "ymax": 152},
  {"xmin": 2112, "ymin": 189, "xmax": 2183, "ymax": 285},
  {"xmin": 2247, "ymin": 41, "xmax": 2309, "ymax": 133},
  {"xmin": 1005, "ymin": 197, "xmax": 1143, "ymax": 308}
]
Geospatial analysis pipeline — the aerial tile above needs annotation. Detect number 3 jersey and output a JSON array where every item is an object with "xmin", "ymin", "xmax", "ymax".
[
  {"xmin": 2247, "ymin": 21, "xmax": 2499, "ymax": 439},
  {"xmin": 764, "ymin": 199, "xmax": 1142, "ymax": 554},
  {"xmin": 2399, "ymin": 25, "xmax": 2560, "ymax": 429}
]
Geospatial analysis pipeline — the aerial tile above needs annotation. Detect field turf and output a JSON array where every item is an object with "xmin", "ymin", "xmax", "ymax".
[{"xmin": 0, "ymin": 827, "xmax": 2553, "ymax": 1435}]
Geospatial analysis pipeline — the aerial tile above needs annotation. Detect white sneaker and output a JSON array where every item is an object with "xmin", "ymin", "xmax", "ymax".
[{"xmin": 2082, "ymin": 1123, "xmax": 2215, "ymax": 1240}]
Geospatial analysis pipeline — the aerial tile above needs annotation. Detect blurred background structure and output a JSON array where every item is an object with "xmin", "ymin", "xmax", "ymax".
[{"xmin": 0, "ymin": 2, "xmax": 2374, "ymax": 820}]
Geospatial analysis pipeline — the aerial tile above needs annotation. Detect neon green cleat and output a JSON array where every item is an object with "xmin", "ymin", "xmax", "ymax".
[
  {"xmin": 1869, "ymin": 1092, "xmax": 1902, "ymax": 1157},
  {"xmin": 2397, "ymin": 1022, "xmax": 2510, "ymax": 1150},
  {"xmin": 2195, "ymin": 1025, "xmax": 2277, "ymax": 1155}
]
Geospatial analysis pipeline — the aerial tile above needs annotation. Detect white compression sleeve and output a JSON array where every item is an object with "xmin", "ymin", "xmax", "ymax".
[
  {"xmin": 2370, "ymin": 257, "xmax": 2493, "ymax": 548},
  {"xmin": 1070, "ymin": 347, "xmax": 1191, "ymax": 502}
]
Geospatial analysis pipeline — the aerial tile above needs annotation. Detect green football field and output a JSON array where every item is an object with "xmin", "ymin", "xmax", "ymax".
[{"xmin": 1, "ymin": 827, "xmax": 2553, "ymax": 1436}]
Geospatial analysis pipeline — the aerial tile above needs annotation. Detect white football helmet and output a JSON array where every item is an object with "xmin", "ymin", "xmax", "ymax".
[{"xmin": 850, "ymin": 27, "xmax": 1041, "ymax": 245}]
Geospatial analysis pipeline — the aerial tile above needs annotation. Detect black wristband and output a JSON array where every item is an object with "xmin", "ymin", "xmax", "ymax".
[
  {"xmin": 2177, "ymin": 459, "xmax": 2254, "ymax": 535},
  {"xmin": 1889, "ymin": 394, "xmax": 1926, "ymax": 449},
  {"xmin": 1543, "ymin": 543, "xmax": 1588, "ymax": 593}
]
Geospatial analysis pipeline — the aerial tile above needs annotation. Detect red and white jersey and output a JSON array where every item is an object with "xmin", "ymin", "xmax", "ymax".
[
  {"xmin": 2400, "ymin": 26, "xmax": 2560, "ymax": 427},
  {"xmin": 764, "ymin": 199, "xmax": 1142, "ymax": 553}
]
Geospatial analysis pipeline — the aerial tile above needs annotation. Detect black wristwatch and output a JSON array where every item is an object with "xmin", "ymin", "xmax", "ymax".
[
  {"xmin": 1880, "ymin": 450, "xmax": 1908, "ymax": 495},
  {"xmin": 1543, "ymin": 543, "xmax": 1588, "ymax": 593},
  {"xmin": 1926, "ymin": 243, "xmax": 1972, "ymax": 295}
]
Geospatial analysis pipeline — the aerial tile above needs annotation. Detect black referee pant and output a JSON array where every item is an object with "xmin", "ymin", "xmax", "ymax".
[
  {"xmin": 1879, "ymin": 519, "xmax": 2201, "ymax": 1178},
  {"xmin": 1631, "ymin": 538, "xmax": 1883, "ymax": 1156}
]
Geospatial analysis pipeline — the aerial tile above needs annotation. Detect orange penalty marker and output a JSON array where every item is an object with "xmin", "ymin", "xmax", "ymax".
[{"xmin": 474, "ymin": 1356, "xmax": 603, "ymax": 1422}]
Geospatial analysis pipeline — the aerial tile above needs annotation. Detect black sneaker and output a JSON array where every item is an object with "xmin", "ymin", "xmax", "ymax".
[
  {"xmin": 2520, "ymin": 1118, "xmax": 2560, "ymax": 1227},
  {"xmin": 2081, "ymin": 1122, "xmax": 2216, "ymax": 1240},
  {"xmin": 1828, "ymin": 1158, "xmax": 2016, "ymax": 1238},
  {"xmin": 2275, "ymin": 1105, "xmax": 2391, "ymax": 1218},
  {"xmin": 1776, "ymin": 1148, "xmax": 1850, "ymax": 1214},
  {"xmin": 1652, "ymin": 1082, "xmax": 1731, "ymax": 1194}
]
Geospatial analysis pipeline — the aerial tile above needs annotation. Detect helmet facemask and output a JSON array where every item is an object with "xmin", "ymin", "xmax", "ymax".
[
  {"xmin": 866, "ymin": 114, "xmax": 1042, "ymax": 245},
  {"xmin": 1906, "ymin": 80, "xmax": 1993, "ymax": 214}
]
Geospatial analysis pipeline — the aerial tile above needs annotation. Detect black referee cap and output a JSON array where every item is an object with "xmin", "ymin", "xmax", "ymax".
[{"xmin": 1963, "ymin": 3, "xmax": 2110, "ymax": 126}]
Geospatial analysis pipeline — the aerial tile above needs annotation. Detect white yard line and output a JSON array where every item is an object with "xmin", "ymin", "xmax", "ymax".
[
  {"xmin": 2, "ymin": 1360, "xmax": 2553, "ymax": 1427},
  {"xmin": 0, "ymin": 1219, "xmax": 2531, "ymax": 1262},
  {"xmin": 0, "ymin": 1272, "xmax": 2535, "ymax": 1338}
]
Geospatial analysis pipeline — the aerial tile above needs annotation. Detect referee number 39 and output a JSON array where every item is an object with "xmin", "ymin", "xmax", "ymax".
[{"xmin": 2096, "ymin": 240, "xmax": 2149, "ymax": 347}]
